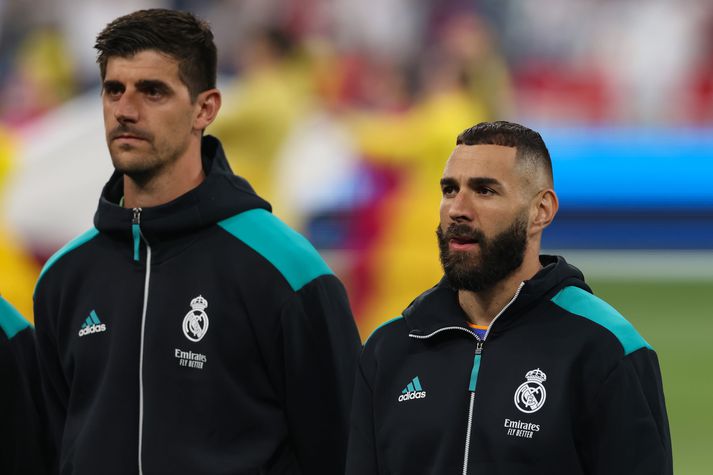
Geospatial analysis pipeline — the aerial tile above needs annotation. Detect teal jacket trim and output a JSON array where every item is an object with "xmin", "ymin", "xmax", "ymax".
[
  {"xmin": 365, "ymin": 315, "xmax": 404, "ymax": 344},
  {"xmin": 0, "ymin": 296, "xmax": 31, "ymax": 339},
  {"xmin": 551, "ymin": 286, "xmax": 652, "ymax": 355},
  {"xmin": 132, "ymin": 224, "xmax": 141, "ymax": 261},
  {"xmin": 468, "ymin": 353, "xmax": 482, "ymax": 392},
  {"xmin": 218, "ymin": 209, "xmax": 332, "ymax": 291},
  {"xmin": 35, "ymin": 228, "xmax": 100, "ymax": 293}
]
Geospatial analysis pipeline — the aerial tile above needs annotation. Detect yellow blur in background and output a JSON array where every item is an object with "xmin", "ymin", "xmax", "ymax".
[{"xmin": 0, "ymin": 128, "xmax": 40, "ymax": 321}]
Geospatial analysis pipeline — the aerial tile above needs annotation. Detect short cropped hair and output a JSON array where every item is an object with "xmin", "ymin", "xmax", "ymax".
[
  {"xmin": 456, "ymin": 121, "xmax": 554, "ymax": 187},
  {"xmin": 95, "ymin": 9, "xmax": 217, "ymax": 100}
]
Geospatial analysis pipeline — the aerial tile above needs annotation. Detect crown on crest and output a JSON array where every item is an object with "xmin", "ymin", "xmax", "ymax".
[
  {"xmin": 190, "ymin": 295, "xmax": 208, "ymax": 311},
  {"xmin": 525, "ymin": 368, "xmax": 546, "ymax": 383}
]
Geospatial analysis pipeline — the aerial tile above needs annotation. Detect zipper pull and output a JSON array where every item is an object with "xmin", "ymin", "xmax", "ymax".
[
  {"xmin": 469, "ymin": 341, "xmax": 484, "ymax": 392},
  {"xmin": 132, "ymin": 207, "xmax": 142, "ymax": 225},
  {"xmin": 132, "ymin": 208, "xmax": 142, "ymax": 261}
]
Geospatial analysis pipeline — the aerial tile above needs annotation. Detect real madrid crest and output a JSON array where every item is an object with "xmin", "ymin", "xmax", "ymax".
[
  {"xmin": 514, "ymin": 368, "xmax": 547, "ymax": 413},
  {"xmin": 183, "ymin": 295, "xmax": 209, "ymax": 342}
]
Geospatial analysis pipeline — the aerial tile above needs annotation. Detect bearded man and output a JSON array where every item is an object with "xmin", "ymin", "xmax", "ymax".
[{"xmin": 345, "ymin": 121, "xmax": 672, "ymax": 475}]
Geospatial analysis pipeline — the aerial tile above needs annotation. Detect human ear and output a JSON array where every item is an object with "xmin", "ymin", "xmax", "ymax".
[
  {"xmin": 530, "ymin": 189, "xmax": 558, "ymax": 235},
  {"xmin": 194, "ymin": 88, "xmax": 222, "ymax": 131}
]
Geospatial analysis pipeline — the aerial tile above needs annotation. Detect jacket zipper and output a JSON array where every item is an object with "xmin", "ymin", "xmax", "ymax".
[
  {"xmin": 133, "ymin": 208, "xmax": 151, "ymax": 475},
  {"xmin": 463, "ymin": 341, "xmax": 483, "ymax": 475},
  {"xmin": 460, "ymin": 282, "xmax": 525, "ymax": 474},
  {"xmin": 409, "ymin": 282, "xmax": 525, "ymax": 475},
  {"xmin": 132, "ymin": 208, "xmax": 142, "ymax": 262}
]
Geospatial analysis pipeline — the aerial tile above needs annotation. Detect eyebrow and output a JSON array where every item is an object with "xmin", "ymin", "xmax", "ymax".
[
  {"xmin": 467, "ymin": 177, "xmax": 501, "ymax": 189},
  {"xmin": 440, "ymin": 177, "xmax": 457, "ymax": 188},
  {"xmin": 102, "ymin": 79, "xmax": 173, "ymax": 93},
  {"xmin": 102, "ymin": 79, "xmax": 124, "ymax": 91},
  {"xmin": 440, "ymin": 176, "xmax": 502, "ymax": 189},
  {"xmin": 136, "ymin": 79, "xmax": 172, "ymax": 93}
]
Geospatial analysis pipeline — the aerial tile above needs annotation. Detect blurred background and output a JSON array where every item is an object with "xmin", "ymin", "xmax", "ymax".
[{"xmin": 0, "ymin": 0, "xmax": 711, "ymax": 472}]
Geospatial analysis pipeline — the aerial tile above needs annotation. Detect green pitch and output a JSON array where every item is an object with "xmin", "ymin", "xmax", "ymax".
[{"xmin": 589, "ymin": 279, "xmax": 712, "ymax": 475}]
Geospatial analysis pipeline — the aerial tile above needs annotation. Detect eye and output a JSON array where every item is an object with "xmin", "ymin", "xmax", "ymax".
[
  {"xmin": 476, "ymin": 186, "xmax": 495, "ymax": 196},
  {"xmin": 137, "ymin": 81, "xmax": 170, "ymax": 100},
  {"xmin": 441, "ymin": 184, "xmax": 457, "ymax": 197},
  {"xmin": 103, "ymin": 84, "xmax": 123, "ymax": 100},
  {"xmin": 144, "ymin": 86, "xmax": 163, "ymax": 99}
]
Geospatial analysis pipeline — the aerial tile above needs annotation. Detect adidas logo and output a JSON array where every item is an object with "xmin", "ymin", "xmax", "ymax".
[
  {"xmin": 397, "ymin": 376, "xmax": 427, "ymax": 402},
  {"xmin": 78, "ymin": 310, "xmax": 107, "ymax": 337}
]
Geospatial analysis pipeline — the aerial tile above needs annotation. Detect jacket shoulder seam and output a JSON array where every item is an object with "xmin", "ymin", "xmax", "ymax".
[
  {"xmin": 0, "ymin": 297, "xmax": 31, "ymax": 340},
  {"xmin": 217, "ymin": 209, "xmax": 332, "ymax": 291},
  {"xmin": 365, "ymin": 315, "xmax": 404, "ymax": 345},
  {"xmin": 551, "ymin": 285, "xmax": 652, "ymax": 355},
  {"xmin": 34, "ymin": 227, "xmax": 100, "ymax": 294}
]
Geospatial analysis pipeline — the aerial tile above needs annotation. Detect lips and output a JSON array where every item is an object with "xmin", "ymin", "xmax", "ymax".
[
  {"xmin": 113, "ymin": 134, "xmax": 147, "ymax": 142},
  {"xmin": 450, "ymin": 236, "xmax": 477, "ymax": 245},
  {"xmin": 448, "ymin": 237, "xmax": 479, "ymax": 251},
  {"xmin": 109, "ymin": 127, "xmax": 151, "ymax": 142},
  {"xmin": 442, "ymin": 224, "xmax": 483, "ymax": 251}
]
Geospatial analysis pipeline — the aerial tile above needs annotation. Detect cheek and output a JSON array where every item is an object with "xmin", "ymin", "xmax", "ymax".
[
  {"xmin": 439, "ymin": 199, "xmax": 449, "ymax": 221},
  {"xmin": 163, "ymin": 107, "xmax": 195, "ymax": 134},
  {"xmin": 102, "ymin": 104, "xmax": 115, "ymax": 126}
]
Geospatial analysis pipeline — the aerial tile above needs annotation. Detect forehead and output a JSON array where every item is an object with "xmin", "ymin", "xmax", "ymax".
[
  {"xmin": 104, "ymin": 50, "xmax": 182, "ymax": 84},
  {"xmin": 443, "ymin": 144, "xmax": 519, "ymax": 179}
]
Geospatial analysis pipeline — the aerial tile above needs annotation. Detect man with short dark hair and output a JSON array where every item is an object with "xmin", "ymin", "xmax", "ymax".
[
  {"xmin": 34, "ymin": 9, "xmax": 360, "ymax": 474},
  {"xmin": 346, "ymin": 121, "xmax": 672, "ymax": 474}
]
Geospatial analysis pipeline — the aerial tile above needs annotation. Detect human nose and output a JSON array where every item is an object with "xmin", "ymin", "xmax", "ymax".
[
  {"xmin": 447, "ymin": 190, "xmax": 474, "ymax": 223},
  {"xmin": 113, "ymin": 91, "xmax": 139, "ymax": 124}
]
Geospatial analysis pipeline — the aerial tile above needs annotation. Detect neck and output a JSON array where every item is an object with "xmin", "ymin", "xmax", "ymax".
[
  {"xmin": 458, "ymin": 246, "xmax": 542, "ymax": 327},
  {"xmin": 122, "ymin": 144, "xmax": 205, "ymax": 209}
]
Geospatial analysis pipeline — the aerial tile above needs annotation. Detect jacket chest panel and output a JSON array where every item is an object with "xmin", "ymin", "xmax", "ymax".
[
  {"xmin": 373, "ymin": 331, "xmax": 586, "ymax": 470},
  {"xmin": 62, "ymin": 249, "xmax": 270, "ymax": 390},
  {"xmin": 138, "ymin": 256, "xmax": 269, "ymax": 378},
  {"xmin": 61, "ymin": 261, "xmax": 145, "ymax": 378},
  {"xmin": 375, "ymin": 340, "xmax": 475, "ymax": 467},
  {"xmin": 467, "ymin": 335, "xmax": 582, "ymax": 464}
]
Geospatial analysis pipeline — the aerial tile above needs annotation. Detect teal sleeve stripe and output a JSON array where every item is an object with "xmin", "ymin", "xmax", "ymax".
[
  {"xmin": 365, "ymin": 315, "xmax": 404, "ymax": 344},
  {"xmin": 551, "ymin": 286, "xmax": 652, "ymax": 355},
  {"xmin": 0, "ymin": 296, "xmax": 31, "ymax": 339},
  {"xmin": 35, "ymin": 228, "xmax": 100, "ymax": 292},
  {"xmin": 468, "ymin": 353, "xmax": 482, "ymax": 392},
  {"xmin": 218, "ymin": 209, "xmax": 332, "ymax": 291}
]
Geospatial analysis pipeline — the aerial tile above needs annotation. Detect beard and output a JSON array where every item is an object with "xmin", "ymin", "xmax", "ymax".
[{"xmin": 437, "ymin": 213, "xmax": 528, "ymax": 293}]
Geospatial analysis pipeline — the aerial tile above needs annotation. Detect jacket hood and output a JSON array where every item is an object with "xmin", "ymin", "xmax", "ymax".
[
  {"xmin": 94, "ymin": 135, "xmax": 270, "ymax": 244},
  {"xmin": 404, "ymin": 255, "xmax": 591, "ymax": 336}
]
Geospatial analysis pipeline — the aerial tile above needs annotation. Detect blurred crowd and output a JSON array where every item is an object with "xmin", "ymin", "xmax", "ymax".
[{"xmin": 1, "ymin": 0, "xmax": 712, "ymax": 336}]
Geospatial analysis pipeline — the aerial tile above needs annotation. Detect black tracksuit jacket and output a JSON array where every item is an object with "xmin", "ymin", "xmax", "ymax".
[
  {"xmin": 0, "ymin": 296, "xmax": 49, "ymax": 474},
  {"xmin": 34, "ymin": 136, "xmax": 361, "ymax": 474},
  {"xmin": 346, "ymin": 256, "xmax": 672, "ymax": 474}
]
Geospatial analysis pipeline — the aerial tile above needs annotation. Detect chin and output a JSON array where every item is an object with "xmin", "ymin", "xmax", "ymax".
[
  {"xmin": 111, "ymin": 155, "xmax": 149, "ymax": 175},
  {"xmin": 450, "ymin": 247, "xmax": 480, "ymax": 260},
  {"xmin": 110, "ymin": 153, "xmax": 137, "ymax": 170}
]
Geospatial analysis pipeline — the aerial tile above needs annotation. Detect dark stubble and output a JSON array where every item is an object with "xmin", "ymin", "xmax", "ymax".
[
  {"xmin": 107, "ymin": 124, "xmax": 185, "ymax": 186},
  {"xmin": 436, "ymin": 213, "xmax": 528, "ymax": 292}
]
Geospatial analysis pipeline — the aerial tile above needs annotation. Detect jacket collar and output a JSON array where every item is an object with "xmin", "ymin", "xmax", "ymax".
[
  {"xmin": 404, "ymin": 255, "xmax": 591, "ymax": 337},
  {"xmin": 94, "ymin": 135, "xmax": 270, "ymax": 246}
]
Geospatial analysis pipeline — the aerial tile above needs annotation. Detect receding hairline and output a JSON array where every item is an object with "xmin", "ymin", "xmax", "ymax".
[
  {"xmin": 454, "ymin": 121, "xmax": 555, "ymax": 192},
  {"xmin": 513, "ymin": 146, "xmax": 554, "ymax": 192},
  {"xmin": 451, "ymin": 143, "xmax": 553, "ymax": 194}
]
